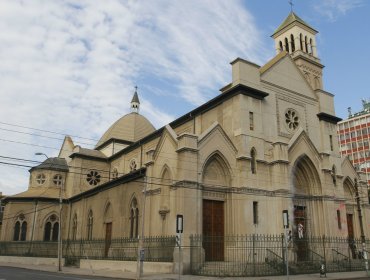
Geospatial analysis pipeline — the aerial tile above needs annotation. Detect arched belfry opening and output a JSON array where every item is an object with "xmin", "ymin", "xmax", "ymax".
[
  {"xmin": 201, "ymin": 153, "xmax": 231, "ymax": 262},
  {"xmin": 291, "ymin": 155, "xmax": 322, "ymax": 261}
]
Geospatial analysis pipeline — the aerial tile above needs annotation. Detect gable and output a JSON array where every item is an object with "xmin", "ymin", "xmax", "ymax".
[
  {"xmin": 261, "ymin": 55, "xmax": 317, "ymax": 100},
  {"xmin": 153, "ymin": 125, "xmax": 178, "ymax": 161},
  {"xmin": 288, "ymin": 128, "xmax": 321, "ymax": 167}
]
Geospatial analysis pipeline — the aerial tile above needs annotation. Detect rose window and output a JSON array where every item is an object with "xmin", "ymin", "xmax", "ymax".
[
  {"xmin": 86, "ymin": 170, "xmax": 101, "ymax": 186},
  {"xmin": 36, "ymin": 174, "xmax": 46, "ymax": 185},
  {"xmin": 285, "ymin": 109, "xmax": 299, "ymax": 131},
  {"xmin": 53, "ymin": 174, "xmax": 63, "ymax": 186}
]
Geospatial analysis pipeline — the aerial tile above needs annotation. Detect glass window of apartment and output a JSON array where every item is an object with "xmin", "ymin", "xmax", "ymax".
[
  {"xmin": 351, "ymin": 132, "xmax": 356, "ymax": 138},
  {"xmin": 353, "ymin": 153, "xmax": 358, "ymax": 160},
  {"xmin": 362, "ymin": 128, "xmax": 367, "ymax": 136},
  {"xmin": 348, "ymin": 154, "xmax": 353, "ymax": 161},
  {"xmin": 352, "ymin": 142, "xmax": 357, "ymax": 149},
  {"xmin": 357, "ymin": 129, "xmax": 362, "ymax": 137},
  {"xmin": 345, "ymin": 133, "xmax": 350, "ymax": 140},
  {"xmin": 364, "ymin": 140, "xmax": 369, "ymax": 148}
]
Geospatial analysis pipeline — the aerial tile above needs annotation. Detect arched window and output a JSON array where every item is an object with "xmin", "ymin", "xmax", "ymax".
[
  {"xmin": 309, "ymin": 38, "xmax": 313, "ymax": 54},
  {"xmin": 43, "ymin": 214, "xmax": 59, "ymax": 241},
  {"xmin": 20, "ymin": 221, "xmax": 27, "ymax": 241},
  {"xmin": 285, "ymin": 37, "xmax": 290, "ymax": 53},
  {"xmin": 305, "ymin": 36, "xmax": 308, "ymax": 53},
  {"xmin": 300, "ymin": 34, "xmax": 303, "ymax": 50},
  {"xmin": 251, "ymin": 148, "xmax": 257, "ymax": 174},
  {"xmin": 290, "ymin": 34, "xmax": 295, "ymax": 52},
  {"xmin": 279, "ymin": 41, "xmax": 283, "ymax": 51},
  {"xmin": 13, "ymin": 214, "xmax": 27, "ymax": 241},
  {"xmin": 13, "ymin": 221, "xmax": 20, "ymax": 241},
  {"xmin": 72, "ymin": 214, "xmax": 77, "ymax": 240},
  {"xmin": 129, "ymin": 198, "xmax": 139, "ymax": 238},
  {"xmin": 87, "ymin": 210, "xmax": 93, "ymax": 240}
]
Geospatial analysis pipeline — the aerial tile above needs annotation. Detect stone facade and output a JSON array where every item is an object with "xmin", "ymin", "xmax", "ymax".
[{"xmin": 1, "ymin": 12, "xmax": 369, "ymax": 267}]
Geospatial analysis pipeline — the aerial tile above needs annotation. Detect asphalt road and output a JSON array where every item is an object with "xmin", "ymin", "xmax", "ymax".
[{"xmin": 0, "ymin": 266, "xmax": 124, "ymax": 280}]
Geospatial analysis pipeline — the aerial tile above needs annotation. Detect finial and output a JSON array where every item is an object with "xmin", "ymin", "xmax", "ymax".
[{"xmin": 289, "ymin": 0, "xmax": 294, "ymax": 12}]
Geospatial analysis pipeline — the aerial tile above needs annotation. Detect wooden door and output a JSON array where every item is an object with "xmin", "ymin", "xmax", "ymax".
[
  {"xmin": 294, "ymin": 206, "xmax": 308, "ymax": 261},
  {"xmin": 347, "ymin": 214, "xmax": 356, "ymax": 258},
  {"xmin": 202, "ymin": 200, "xmax": 224, "ymax": 261},
  {"xmin": 104, "ymin": 222, "xmax": 112, "ymax": 257}
]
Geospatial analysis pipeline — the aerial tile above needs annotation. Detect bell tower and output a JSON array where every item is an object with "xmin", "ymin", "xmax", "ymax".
[{"xmin": 272, "ymin": 12, "xmax": 324, "ymax": 90}]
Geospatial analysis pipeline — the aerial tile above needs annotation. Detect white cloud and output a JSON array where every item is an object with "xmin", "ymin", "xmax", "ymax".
[
  {"xmin": 313, "ymin": 0, "xmax": 364, "ymax": 21},
  {"xmin": 0, "ymin": 0, "xmax": 267, "ymax": 195}
]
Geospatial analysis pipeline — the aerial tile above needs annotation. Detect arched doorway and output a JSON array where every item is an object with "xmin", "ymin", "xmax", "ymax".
[
  {"xmin": 104, "ymin": 203, "xmax": 113, "ymax": 257},
  {"xmin": 292, "ymin": 155, "xmax": 322, "ymax": 261},
  {"xmin": 343, "ymin": 178, "xmax": 357, "ymax": 258},
  {"xmin": 202, "ymin": 153, "xmax": 231, "ymax": 261}
]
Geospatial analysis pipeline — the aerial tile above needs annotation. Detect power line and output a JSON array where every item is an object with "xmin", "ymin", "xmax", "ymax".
[
  {"xmin": 0, "ymin": 121, "xmax": 99, "ymax": 142},
  {"xmin": 0, "ymin": 127, "xmax": 95, "ymax": 147}
]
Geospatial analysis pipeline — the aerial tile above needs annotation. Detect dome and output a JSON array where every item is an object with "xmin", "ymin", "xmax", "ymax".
[{"xmin": 96, "ymin": 112, "xmax": 155, "ymax": 148}]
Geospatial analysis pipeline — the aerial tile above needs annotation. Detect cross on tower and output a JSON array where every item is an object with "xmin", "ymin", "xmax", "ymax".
[{"xmin": 289, "ymin": 0, "xmax": 294, "ymax": 12}]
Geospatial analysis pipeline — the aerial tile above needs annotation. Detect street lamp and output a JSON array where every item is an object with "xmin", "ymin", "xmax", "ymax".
[
  {"xmin": 35, "ymin": 152, "xmax": 48, "ymax": 159},
  {"xmin": 35, "ymin": 152, "xmax": 63, "ymax": 271}
]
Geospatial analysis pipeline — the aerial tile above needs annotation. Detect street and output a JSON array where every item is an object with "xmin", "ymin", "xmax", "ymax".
[{"xmin": 0, "ymin": 266, "xmax": 124, "ymax": 280}]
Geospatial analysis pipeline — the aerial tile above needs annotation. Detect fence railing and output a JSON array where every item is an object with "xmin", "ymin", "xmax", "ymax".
[
  {"xmin": 190, "ymin": 234, "xmax": 369, "ymax": 277},
  {"xmin": 0, "ymin": 236, "xmax": 176, "ymax": 264}
]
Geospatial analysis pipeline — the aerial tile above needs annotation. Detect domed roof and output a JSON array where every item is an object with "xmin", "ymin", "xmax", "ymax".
[{"xmin": 96, "ymin": 112, "xmax": 155, "ymax": 148}]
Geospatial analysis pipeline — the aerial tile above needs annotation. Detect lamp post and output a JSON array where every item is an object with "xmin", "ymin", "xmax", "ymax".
[{"xmin": 35, "ymin": 152, "xmax": 48, "ymax": 159}]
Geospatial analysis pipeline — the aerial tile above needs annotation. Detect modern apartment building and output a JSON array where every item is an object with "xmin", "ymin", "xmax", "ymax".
[{"xmin": 337, "ymin": 99, "xmax": 370, "ymax": 185}]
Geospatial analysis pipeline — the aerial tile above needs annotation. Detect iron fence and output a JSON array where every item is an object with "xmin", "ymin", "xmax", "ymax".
[
  {"xmin": 190, "ymin": 234, "xmax": 369, "ymax": 277},
  {"xmin": 0, "ymin": 235, "xmax": 176, "ymax": 264}
]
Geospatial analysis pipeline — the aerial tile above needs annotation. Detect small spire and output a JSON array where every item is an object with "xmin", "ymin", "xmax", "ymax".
[{"xmin": 131, "ymin": 86, "xmax": 140, "ymax": 113}]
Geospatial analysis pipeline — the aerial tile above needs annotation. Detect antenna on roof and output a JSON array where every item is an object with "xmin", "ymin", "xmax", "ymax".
[{"xmin": 289, "ymin": 0, "xmax": 294, "ymax": 12}]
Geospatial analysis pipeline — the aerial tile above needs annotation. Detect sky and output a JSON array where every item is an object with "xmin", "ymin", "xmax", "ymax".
[{"xmin": 0, "ymin": 0, "xmax": 369, "ymax": 195}]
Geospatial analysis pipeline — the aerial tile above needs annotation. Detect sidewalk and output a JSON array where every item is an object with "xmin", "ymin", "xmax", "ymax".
[{"xmin": 0, "ymin": 261, "xmax": 369, "ymax": 280}]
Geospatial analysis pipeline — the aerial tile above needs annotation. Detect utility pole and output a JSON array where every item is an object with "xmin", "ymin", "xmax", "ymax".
[
  {"xmin": 136, "ymin": 176, "xmax": 148, "ymax": 280},
  {"xmin": 58, "ymin": 179, "xmax": 64, "ymax": 271},
  {"xmin": 354, "ymin": 178, "xmax": 368, "ymax": 274}
]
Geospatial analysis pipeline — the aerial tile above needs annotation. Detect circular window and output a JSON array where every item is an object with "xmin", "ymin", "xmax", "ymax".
[
  {"xmin": 285, "ymin": 109, "xmax": 299, "ymax": 131},
  {"xmin": 130, "ymin": 159, "xmax": 137, "ymax": 172},
  {"xmin": 86, "ymin": 170, "xmax": 101, "ymax": 186},
  {"xmin": 36, "ymin": 173, "xmax": 46, "ymax": 185},
  {"xmin": 53, "ymin": 174, "xmax": 63, "ymax": 186}
]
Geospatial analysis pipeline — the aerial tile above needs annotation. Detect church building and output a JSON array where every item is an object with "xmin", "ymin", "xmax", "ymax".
[{"xmin": 1, "ymin": 11, "xmax": 369, "ymax": 272}]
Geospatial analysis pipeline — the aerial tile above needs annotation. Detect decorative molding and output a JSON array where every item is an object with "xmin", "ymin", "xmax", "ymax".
[
  {"xmin": 317, "ymin": 112, "xmax": 342, "ymax": 124},
  {"xmin": 146, "ymin": 188, "xmax": 161, "ymax": 196},
  {"xmin": 159, "ymin": 207, "xmax": 170, "ymax": 220}
]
